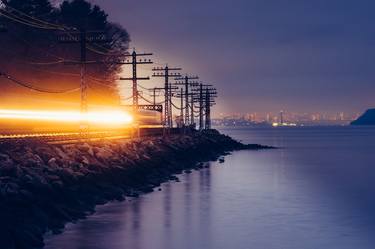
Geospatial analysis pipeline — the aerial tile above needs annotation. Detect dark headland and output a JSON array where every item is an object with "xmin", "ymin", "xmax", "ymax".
[
  {"xmin": 351, "ymin": 109, "xmax": 375, "ymax": 125},
  {"xmin": 0, "ymin": 130, "xmax": 272, "ymax": 249}
]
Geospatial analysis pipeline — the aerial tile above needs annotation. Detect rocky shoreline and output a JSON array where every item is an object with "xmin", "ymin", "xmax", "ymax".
[{"xmin": 0, "ymin": 130, "xmax": 272, "ymax": 249}]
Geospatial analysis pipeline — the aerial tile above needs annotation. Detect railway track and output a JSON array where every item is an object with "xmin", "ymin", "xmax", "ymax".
[{"xmin": 0, "ymin": 126, "xmax": 180, "ymax": 144}]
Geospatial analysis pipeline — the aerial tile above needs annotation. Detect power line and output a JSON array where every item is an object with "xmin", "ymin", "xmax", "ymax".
[
  {"xmin": 138, "ymin": 93, "xmax": 164, "ymax": 105},
  {"xmin": 0, "ymin": 1, "xmax": 65, "ymax": 30},
  {"xmin": 1, "ymin": 3, "xmax": 124, "ymax": 57},
  {"xmin": 0, "ymin": 71, "xmax": 79, "ymax": 93},
  {"xmin": 0, "ymin": 10, "xmax": 58, "ymax": 30},
  {"xmin": 4, "ymin": 4, "xmax": 62, "ymax": 29}
]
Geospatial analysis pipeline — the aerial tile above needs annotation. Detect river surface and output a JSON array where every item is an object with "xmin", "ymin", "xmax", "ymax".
[{"xmin": 45, "ymin": 126, "xmax": 375, "ymax": 249}]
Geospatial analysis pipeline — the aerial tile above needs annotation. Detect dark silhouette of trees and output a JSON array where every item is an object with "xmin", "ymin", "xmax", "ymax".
[
  {"xmin": 3, "ymin": 0, "xmax": 54, "ymax": 18},
  {"xmin": 0, "ymin": 0, "xmax": 130, "ymax": 105}
]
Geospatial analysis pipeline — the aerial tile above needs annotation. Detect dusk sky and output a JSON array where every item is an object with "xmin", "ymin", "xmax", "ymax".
[{"xmin": 91, "ymin": 0, "xmax": 375, "ymax": 115}]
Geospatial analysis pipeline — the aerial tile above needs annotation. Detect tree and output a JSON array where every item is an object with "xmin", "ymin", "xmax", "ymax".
[{"xmin": 0, "ymin": 0, "xmax": 131, "ymax": 106}]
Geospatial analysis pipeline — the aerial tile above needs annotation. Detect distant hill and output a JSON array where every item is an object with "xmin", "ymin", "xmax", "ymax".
[{"xmin": 351, "ymin": 109, "xmax": 375, "ymax": 125}]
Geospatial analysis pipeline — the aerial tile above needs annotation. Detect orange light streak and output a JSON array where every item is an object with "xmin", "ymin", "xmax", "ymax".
[{"xmin": 0, "ymin": 109, "xmax": 133, "ymax": 125}]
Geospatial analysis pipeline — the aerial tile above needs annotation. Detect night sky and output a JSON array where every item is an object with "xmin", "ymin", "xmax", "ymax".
[{"xmin": 92, "ymin": 0, "xmax": 375, "ymax": 115}]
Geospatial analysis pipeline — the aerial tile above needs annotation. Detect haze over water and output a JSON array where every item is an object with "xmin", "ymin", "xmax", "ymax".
[{"xmin": 45, "ymin": 127, "xmax": 375, "ymax": 249}]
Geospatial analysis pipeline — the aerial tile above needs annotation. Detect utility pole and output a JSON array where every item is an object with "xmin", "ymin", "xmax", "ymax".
[
  {"xmin": 152, "ymin": 66, "xmax": 182, "ymax": 130},
  {"xmin": 205, "ymin": 89, "xmax": 211, "ymax": 129},
  {"xmin": 150, "ymin": 87, "xmax": 164, "ymax": 105},
  {"xmin": 179, "ymin": 88, "xmax": 183, "ymax": 127},
  {"xmin": 153, "ymin": 88, "xmax": 157, "ymax": 105},
  {"xmin": 119, "ymin": 50, "xmax": 153, "ymax": 112},
  {"xmin": 59, "ymin": 29, "xmax": 108, "ymax": 133},
  {"xmin": 168, "ymin": 84, "xmax": 180, "ymax": 128},
  {"xmin": 175, "ymin": 88, "xmax": 198, "ymax": 131},
  {"xmin": 171, "ymin": 82, "xmax": 187, "ymax": 126},
  {"xmin": 80, "ymin": 29, "xmax": 87, "ymax": 117},
  {"xmin": 190, "ymin": 92, "xmax": 195, "ymax": 126},
  {"xmin": 151, "ymin": 87, "xmax": 164, "ymax": 125},
  {"xmin": 174, "ymin": 75, "xmax": 199, "ymax": 125},
  {"xmin": 199, "ymin": 84, "xmax": 203, "ymax": 130},
  {"xmin": 192, "ymin": 83, "xmax": 214, "ymax": 131},
  {"xmin": 204, "ymin": 87, "xmax": 217, "ymax": 130}
]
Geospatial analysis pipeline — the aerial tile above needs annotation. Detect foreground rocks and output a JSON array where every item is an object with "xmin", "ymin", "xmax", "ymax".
[{"xmin": 0, "ymin": 130, "xmax": 272, "ymax": 249}]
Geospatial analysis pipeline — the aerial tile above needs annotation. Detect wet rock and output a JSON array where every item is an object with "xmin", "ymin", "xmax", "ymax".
[
  {"xmin": 95, "ymin": 147, "xmax": 114, "ymax": 161},
  {"xmin": 0, "ymin": 153, "xmax": 13, "ymax": 167},
  {"xmin": 0, "ymin": 164, "xmax": 22, "ymax": 178},
  {"xmin": 168, "ymin": 175, "xmax": 179, "ymax": 181},
  {"xmin": 47, "ymin": 158, "xmax": 59, "ymax": 168},
  {"xmin": 81, "ymin": 156, "xmax": 90, "ymax": 165},
  {"xmin": 54, "ymin": 147, "xmax": 69, "ymax": 160}
]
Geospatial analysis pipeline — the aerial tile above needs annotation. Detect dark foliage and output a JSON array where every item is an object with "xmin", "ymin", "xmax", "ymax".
[{"xmin": 0, "ymin": 0, "xmax": 130, "ymax": 100}]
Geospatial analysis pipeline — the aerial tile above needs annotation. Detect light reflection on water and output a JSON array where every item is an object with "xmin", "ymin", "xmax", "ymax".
[{"xmin": 45, "ymin": 127, "xmax": 375, "ymax": 249}]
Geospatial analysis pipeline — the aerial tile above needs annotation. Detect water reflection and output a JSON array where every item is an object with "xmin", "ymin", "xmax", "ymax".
[{"xmin": 45, "ymin": 127, "xmax": 375, "ymax": 249}]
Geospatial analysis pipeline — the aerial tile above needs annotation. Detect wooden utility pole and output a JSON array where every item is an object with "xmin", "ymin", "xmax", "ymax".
[
  {"xmin": 152, "ymin": 65, "xmax": 182, "ymax": 129},
  {"xmin": 59, "ymin": 29, "xmax": 108, "ymax": 133},
  {"xmin": 119, "ymin": 50, "xmax": 153, "ymax": 112},
  {"xmin": 192, "ymin": 84, "xmax": 215, "ymax": 131},
  {"xmin": 204, "ymin": 87, "xmax": 217, "ymax": 130},
  {"xmin": 174, "ymin": 75, "xmax": 199, "ymax": 125}
]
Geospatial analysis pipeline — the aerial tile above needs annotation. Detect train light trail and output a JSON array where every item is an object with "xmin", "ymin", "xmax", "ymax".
[{"xmin": 0, "ymin": 109, "xmax": 133, "ymax": 125}]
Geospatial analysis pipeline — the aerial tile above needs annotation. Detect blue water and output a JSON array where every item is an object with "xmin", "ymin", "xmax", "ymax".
[{"xmin": 44, "ymin": 126, "xmax": 375, "ymax": 249}]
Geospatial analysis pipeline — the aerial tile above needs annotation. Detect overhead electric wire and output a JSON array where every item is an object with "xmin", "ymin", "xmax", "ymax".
[
  {"xmin": 27, "ymin": 59, "xmax": 65, "ymax": 65},
  {"xmin": 0, "ymin": 1, "xmax": 64, "ymax": 29},
  {"xmin": 19, "ymin": 65, "xmax": 81, "ymax": 77},
  {"xmin": 1, "ymin": 3, "xmax": 122, "ymax": 56},
  {"xmin": 88, "ymin": 75, "xmax": 113, "ymax": 83},
  {"xmin": 0, "ymin": 6, "xmax": 127, "ymax": 91},
  {"xmin": 4, "ymin": 4, "xmax": 63, "ymax": 29},
  {"xmin": 86, "ymin": 43, "xmax": 126, "ymax": 56},
  {"xmin": 121, "ymin": 95, "xmax": 133, "ymax": 101},
  {"xmin": 171, "ymin": 101, "xmax": 183, "ymax": 110},
  {"xmin": 88, "ymin": 77, "xmax": 117, "ymax": 90},
  {"xmin": 0, "ymin": 11, "xmax": 47, "ymax": 29},
  {"xmin": 0, "ymin": 10, "xmax": 58, "ymax": 30},
  {"xmin": 3, "ymin": 7, "xmax": 128, "ymax": 58},
  {"xmin": 0, "ymin": 47, "xmax": 66, "ymax": 68},
  {"xmin": 0, "ymin": 2, "xmax": 218, "ymax": 117},
  {"xmin": 7, "ymin": 31, "xmax": 66, "ymax": 61},
  {"xmin": 138, "ymin": 84, "xmax": 150, "ymax": 91},
  {"xmin": 87, "ymin": 85, "xmax": 117, "ymax": 101},
  {"xmin": 0, "ymin": 72, "xmax": 79, "ymax": 94},
  {"xmin": 138, "ymin": 93, "xmax": 164, "ymax": 105}
]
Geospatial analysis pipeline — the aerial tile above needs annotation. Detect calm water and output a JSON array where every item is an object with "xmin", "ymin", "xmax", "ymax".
[{"xmin": 45, "ymin": 127, "xmax": 375, "ymax": 249}]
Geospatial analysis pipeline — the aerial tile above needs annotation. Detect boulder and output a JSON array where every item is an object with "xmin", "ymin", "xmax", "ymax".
[{"xmin": 0, "ymin": 153, "xmax": 13, "ymax": 168}]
